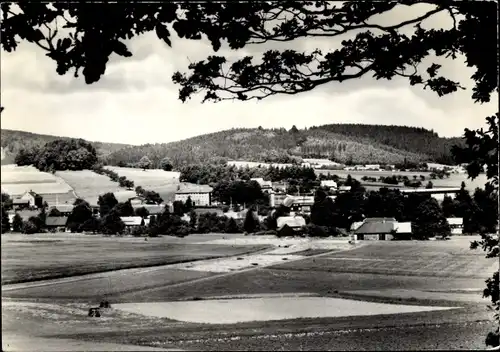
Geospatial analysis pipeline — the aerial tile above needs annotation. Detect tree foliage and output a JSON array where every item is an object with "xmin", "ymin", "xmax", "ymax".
[
  {"xmin": 1, "ymin": 206, "xmax": 10, "ymax": 234},
  {"xmin": 14, "ymin": 138, "xmax": 98, "ymax": 172}
]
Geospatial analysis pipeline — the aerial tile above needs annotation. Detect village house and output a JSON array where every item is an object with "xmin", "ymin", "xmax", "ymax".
[
  {"xmin": 320, "ymin": 180, "xmax": 338, "ymax": 190},
  {"xmin": 12, "ymin": 190, "xmax": 43, "ymax": 210},
  {"xmin": 276, "ymin": 216, "xmax": 306, "ymax": 237},
  {"xmin": 174, "ymin": 184, "xmax": 213, "ymax": 207},
  {"xmin": 48, "ymin": 204, "xmax": 74, "ymax": 216},
  {"xmin": 272, "ymin": 182, "xmax": 288, "ymax": 193},
  {"xmin": 289, "ymin": 195, "xmax": 315, "ymax": 215},
  {"xmin": 447, "ymin": 217, "xmax": 464, "ymax": 235},
  {"xmin": 250, "ymin": 178, "xmax": 273, "ymax": 192},
  {"xmin": 354, "ymin": 218, "xmax": 412, "ymax": 240},
  {"xmin": 45, "ymin": 216, "xmax": 69, "ymax": 232},
  {"xmin": 120, "ymin": 216, "xmax": 149, "ymax": 227}
]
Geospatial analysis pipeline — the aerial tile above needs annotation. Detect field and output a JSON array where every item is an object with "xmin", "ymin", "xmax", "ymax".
[
  {"xmin": 1, "ymin": 165, "xmax": 73, "ymax": 196},
  {"xmin": 55, "ymin": 170, "xmax": 124, "ymax": 202},
  {"xmin": 2, "ymin": 234, "xmax": 496, "ymax": 351},
  {"xmin": 316, "ymin": 169, "xmax": 489, "ymax": 191},
  {"xmin": 103, "ymin": 166, "xmax": 181, "ymax": 202},
  {"xmin": 1, "ymin": 233, "xmax": 268, "ymax": 285}
]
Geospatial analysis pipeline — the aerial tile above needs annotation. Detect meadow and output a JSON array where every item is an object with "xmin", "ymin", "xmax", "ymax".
[
  {"xmin": 1, "ymin": 233, "xmax": 268, "ymax": 285},
  {"xmin": 103, "ymin": 166, "xmax": 180, "ymax": 188},
  {"xmin": 55, "ymin": 170, "xmax": 124, "ymax": 201},
  {"xmin": 1, "ymin": 165, "xmax": 73, "ymax": 196}
]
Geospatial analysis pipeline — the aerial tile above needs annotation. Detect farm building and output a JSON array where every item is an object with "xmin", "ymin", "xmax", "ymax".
[
  {"xmin": 272, "ymin": 182, "xmax": 288, "ymax": 192},
  {"xmin": 250, "ymin": 178, "xmax": 273, "ymax": 192},
  {"xmin": 338, "ymin": 185, "xmax": 352, "ymax": 193},
  {"xmin": 45, "ymin": 216, "xmax": 69, "ymax": 231},
  {"xmin": 12, "ymin": 190, "xmax": 43, "ymax": 210},
  {"xmin": 289, "ymin": 195, "xmax": 315, "ymax": 215},
  {"xmin": 132, "ymin": 204, "xmax": 164, "ymax": 216},
  {"xmin": 320, "ymin": 180, "xmax": 338, "ymax": 190},
  {"xmin": 48, "ymin": 204, "xmax": 74, "ymax": 216},
  {"xmin": 447, "ymin": 217, "xmax": 464, "ymax": 234},
  {"xmin": 120, "ymin": 216, "xmax": 149, "ymax": 227},
  {"xmin": 40, "ymin": 191, "xmax": 78, "ymax": 206},
  {"xmin": 174, "ymin": 184, "xmax": 212, "ymax": 207},
  {"xmin": 354, "ymin": 218, "xmax": 412, "ymax": 240},
  {"xmin": 276, "ymin": 216, "xmax": 306, "ymax": 237}
]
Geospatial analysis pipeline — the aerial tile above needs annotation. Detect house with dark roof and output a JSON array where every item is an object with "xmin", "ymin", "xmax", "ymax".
[
  {"xmin": 45, "ymin": 216, "xmax": 69, "ymax": 232},
  {"xmin": 276, "ymin": 216, "xmax": 306, "ymax": 237},
  {"xmin": 174, "ymin": 184, "xmax": 213, "ymax": 207},
  {"xmin": 48, "ymin": 204, "xmax": 74, "ymax": 216},
  {"xmin": 354, "ymin": 218, "xmax": 412, "ymax": 240}
]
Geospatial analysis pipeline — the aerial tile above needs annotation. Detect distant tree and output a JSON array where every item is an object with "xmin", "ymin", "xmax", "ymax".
[
  {"xmin": 1, "ymin": 193, "xmax": 13, "ymax": 210},
  {"xmin": 37, "ymin": 207, "xmax": 47, "ymax": 229},
  {"xmin": 1, "ymin": 206, "xmax": 10, "ymax": 233},
  {"xmin": 67, "ymin": 201, "xmax": 93, "ymax": 232},
  {"xmin": 160, "ymin": 157, "xmax": 173, "ymax": 171},
  {"xmin": 80, "ymin": 217, "xmax": 101, "ymax": 233},
  {"xmin": 412, "ymin": 198, "xmax": 450, "ymax": 240},
  {"xmin": 138, "ymin": 155, "xmax": 152, "ymax": 170},
  {"xmin": 225, "ymin": 217, "xmax": 240, "ymax": 233},
  {"xmin": 185, "ymin": 196, "xmax": 194, "ymax": 211},
  {"xmin": 22, "ymin": 220, "xmax": 38, "ymax": 234},
  {"xmin": 98, "ymin": 193, "xmax": 118, "ymax": 217},
  {"xmin": 143, "ymin": 190, "xmax": 163, "ymax": 205},
  {"xmin": 289, "ymin": 125, "xmax": 299, "ymax": 134},
  {"xmin": 188, "ymin": 210, "xmax": 197, "ymax": 230},
  {"xmin": 172, "ymin": 201, "xmax": 185, "ymax": 216},
  {"xmin": 311, "ymin": 190, "xmax": 337, "ymax": 227},
  {"xmin": 134, "ymin": 207, "xmax": 150, "ymax": 219},
  {"xmin": 135, "ymin": 186, "xmax": 145, "ymax": 195},
  {"xmin": 11, "ymin": 213, "xmax": 23, "ymax": 232},
  {"xmin": 14, "ymin": 147, "xmax": 37, "ymax": 166},
  {"xmin": 100, "ymin": 211, "xmax": 125, "ymax": 235},
  {"xmin": 113, "ymin": 201, "xmax": 134, "ymax": 217},
  {"xmin": 243, "ymin": 209, "xmax": 259, "ymax": 233},
  {"xmin": 426, "ymin": 181, "xmax": 434, "ymax": 189},
  {"xmin": 48, "ymin": 208, "xmax": 62, "ymax": 217},
  {"xmin": 30, "ymin": 139, "xmax": 98, "ymax": 172}
]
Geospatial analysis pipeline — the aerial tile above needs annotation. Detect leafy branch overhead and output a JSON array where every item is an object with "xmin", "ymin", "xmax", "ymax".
[{"xmin": 0, "ymin": 1, "xmax": 497, "ymax": 103}]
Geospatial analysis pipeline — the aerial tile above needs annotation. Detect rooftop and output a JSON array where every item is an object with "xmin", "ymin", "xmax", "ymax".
[{"xmin": 45, "ymin": 216, "xmax": 69, "ymax": 227}]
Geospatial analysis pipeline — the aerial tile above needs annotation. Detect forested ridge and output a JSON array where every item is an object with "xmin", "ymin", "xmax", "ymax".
[
  {"xmin": 2, "ymin": 124, "xmax": 464, "ymax": 168},
  {"xmin": 103, "ymin": 124, "xmax": 464, "ymax": 167}
]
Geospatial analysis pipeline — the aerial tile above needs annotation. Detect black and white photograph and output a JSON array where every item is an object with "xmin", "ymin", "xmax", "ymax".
[{"xmin": 1, "ymin": 1, "xmax": 499, "ymax": 351}]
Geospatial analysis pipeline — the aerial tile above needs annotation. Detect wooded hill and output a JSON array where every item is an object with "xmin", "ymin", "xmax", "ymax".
[
  {"xmin": 0, "ymin": 129, "xmax": 128, "ymax": 165},
  {"xmin": 102, "ymin": 125, "xmax": 464, "ymax": 167},
  {"xmin": 1, "ymin": 124, "xmax": 464, "ymax": 167}
]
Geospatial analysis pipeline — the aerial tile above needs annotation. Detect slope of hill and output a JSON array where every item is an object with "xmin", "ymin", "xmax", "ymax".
[
  {"xmin": 103, "ymin": 125, "xmax": 465, "ymax": 167},
  {"xmin": 1, "ymin": 124, "xmax": 465, "ymax": 168},
  {"xmin": 0, "ymin": 129, "xmax": 130, "ymax": 165}
]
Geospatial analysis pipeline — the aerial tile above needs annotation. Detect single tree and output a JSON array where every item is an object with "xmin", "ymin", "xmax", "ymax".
[
  {"xmin": 425, "ymin": 181, "xmax": 434, "ymax": 189},
  {"xmin": 185, "ymin": 196, "xmax": 194, "ymax": 211},
  {"xmin": 188, "ymin": 210, "xmax": 197, "ymax": 230},
  {"xmin": 67, "ymin": 201, "xmax": 93, "ymax": 232},
  {"xmin": 243, "ymin": 208, "xmax": 259, "ymax": 233},
  {"xmin": 1, "ymin": 206, "xmax": 10, "ymax": 233},
  {"xmin": 98, "ymin": 192, "xmax": 118, "ymax": 217},
  {"xmin": 225, "ymin": 217, "xmax": 240, "ymax": 233},
  {"xmin": 138, "ymin": 156, "xmax": 152, "ymax": 170},
  {"xmin": 412, "ymin": 198, "xmax": 451, "ymax": 240},
  {"xmin": 160, "ymin": 157, "xmax": 173, "ymax": 171},
  {"xmin": 135, "ymin": 206, "xmax": 150, "ymax": 218},
  {"xmin": 11, "ymin": 213, "xmax": 23, "ymax": 232},
  {"xmin": 100, "ymin": 211, "xmax": 125, "ymax": 235}
]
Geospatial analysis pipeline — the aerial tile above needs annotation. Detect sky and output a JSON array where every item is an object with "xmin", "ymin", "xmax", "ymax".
[{"xmin": 1, "ymin": 3, "xmax": 497, "ymax": 146}]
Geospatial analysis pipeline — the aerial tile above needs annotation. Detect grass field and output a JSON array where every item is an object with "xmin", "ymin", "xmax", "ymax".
[
  {"xmin": 103, "ymin": 166, "xmax": 180, "ymax": 188},
  {"xmin": 2, "ymin": 235, "xmax": 495, "ymax": 351},
  {"xmin": 55, "ymin": 170, "xmax": 123, "ymax": 200},
  {"xmin": 1, "ymin": 233, "xmax": 268, "ymax": 285},
  {"xmin": 1, "ymin": 165, "xmax": 73, "ymax": 195}
]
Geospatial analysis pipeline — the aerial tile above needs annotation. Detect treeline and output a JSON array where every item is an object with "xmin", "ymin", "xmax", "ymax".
[
  {"xmin": 1, "ymin": 129, "xmax": 128, "ymax": 165},
  {"xmin": 304, "ymin": 179, "xmax": 497, "ymax": 238},
  {"xmin": 92, "ymin": 165, "xmax": 134, "ymax": 189},
  {"xmin": 309, "ymin": 124, "xmax": 464, "ymax": 164},
  {"xmin": 15, "ymin": 139, "xmax": 99, "ymax": 172},
  {"xmin": 102, "ymin": 124, "xmax": 462, "ymax": 168}
]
